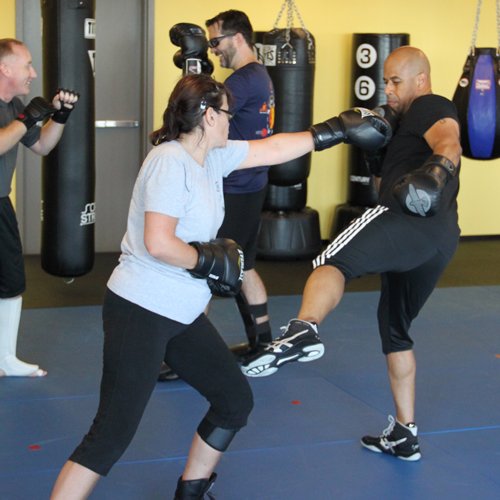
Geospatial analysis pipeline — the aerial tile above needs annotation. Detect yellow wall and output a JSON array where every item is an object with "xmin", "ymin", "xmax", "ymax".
[
  {"xmin": 154, "ymin": 0, "xmax": 500, "ymax": 237},
  {"xmin": 0, "ymin": 1, "xmax": 15, "ymax": 35},
  {"xmin": 1, "ymin": 0, "xmax": 16, "ymax": 204},
  {"xmin": 5, "ymin": 1, "xmax": 499, "ymax": 236}
]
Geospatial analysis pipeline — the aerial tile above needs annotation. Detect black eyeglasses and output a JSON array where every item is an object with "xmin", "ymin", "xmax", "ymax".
[
  {"xmin": 208, "ymin": 33, "xmax": 237, "ymax": 48},
  {"xmin": 215, "ymin": 108, "xmax": 233, "ymax": 120}
]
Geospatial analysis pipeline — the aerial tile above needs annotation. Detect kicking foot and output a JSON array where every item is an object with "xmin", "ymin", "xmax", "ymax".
[{"xmin": 241, "ymin": 319, "xmax": 324, "ymax": 377}]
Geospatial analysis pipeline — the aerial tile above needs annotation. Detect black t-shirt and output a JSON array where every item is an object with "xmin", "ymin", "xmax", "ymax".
[{"xmin": 378, "ymin": 94, "xmax": 460, "ymax": 243}]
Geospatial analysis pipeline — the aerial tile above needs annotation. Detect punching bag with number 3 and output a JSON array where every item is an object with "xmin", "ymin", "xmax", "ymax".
[
  {"xmin": 331, "ymin": 33, "xmax": 409, "ymax": 238},
  {"xmin": 41, "ymin": 0, "xmax": 96, "ymax": 277},
  {"xmin": 349, "ymin": 34, "xmax": 409, "ymax": 207}
]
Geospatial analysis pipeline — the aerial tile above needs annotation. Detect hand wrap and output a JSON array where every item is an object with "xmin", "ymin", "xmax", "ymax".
[{"xmin": 51, "ymin": 88, "xmax": 80, "ymax": 124}]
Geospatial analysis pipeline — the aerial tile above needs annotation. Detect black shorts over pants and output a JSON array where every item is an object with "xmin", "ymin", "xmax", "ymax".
[
  {"xmin": 0, "ymin": 197, "xmax": 25, "ymax": 298},
  {"xmin": 313, "ymin": 206, "xmax": 459, "ymax": 354}
]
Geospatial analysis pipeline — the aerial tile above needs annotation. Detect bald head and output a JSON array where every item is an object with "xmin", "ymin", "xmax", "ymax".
[
  {"xmin": 388, "ymin": 46, "xmax": 430, "ymax": 79},
  {"xmin": 384, "ymin": 46, "xmax": 432, "ymax": 114}
]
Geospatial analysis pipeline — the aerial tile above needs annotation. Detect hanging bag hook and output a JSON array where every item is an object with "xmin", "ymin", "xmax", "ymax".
[{"xmin": 469, "ymin": 0, "xmax": 500, "ymax": 56}]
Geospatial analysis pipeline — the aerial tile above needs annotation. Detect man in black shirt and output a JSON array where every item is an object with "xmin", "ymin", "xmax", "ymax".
[{"xmin": 241, "ymin": 46, "xmax": 462, "ymax": 462}]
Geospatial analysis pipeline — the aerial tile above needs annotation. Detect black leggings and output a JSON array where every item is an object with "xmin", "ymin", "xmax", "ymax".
[{"xmin": 70, "ymin": 289, "xmax": 253, "ymax": 476}]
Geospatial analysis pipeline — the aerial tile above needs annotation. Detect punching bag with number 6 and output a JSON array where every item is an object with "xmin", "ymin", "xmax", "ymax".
[
  {"xmin": 41, "ymin": 0, "xmax": 96, "ymax": 277},
  {"xmin": 331, "ymin": 33, "xmax": 409, "ymax": 239},
  {"xmin": 349, "ymin": 33, "xmax": 409, "ymax": 207}
]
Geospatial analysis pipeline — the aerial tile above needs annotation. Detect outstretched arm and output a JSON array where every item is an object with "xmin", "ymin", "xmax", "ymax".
[
  {"xmin": 238, "ymin": 107, "xmax": 391, "ymax": 170},
  {"xmin": 238, "ymin": 131, "xmax": 314, "ymax": 169}
]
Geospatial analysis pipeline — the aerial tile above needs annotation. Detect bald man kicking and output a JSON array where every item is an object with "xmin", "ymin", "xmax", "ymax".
[{"xmin": 241, "ymin": 46, "xmax": 462, "ymax": 462}]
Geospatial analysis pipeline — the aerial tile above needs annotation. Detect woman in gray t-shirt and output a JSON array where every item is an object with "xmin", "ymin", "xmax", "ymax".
[{"xmin": 50, "ymin": 73, "xmax": 389, "ymax": 499}]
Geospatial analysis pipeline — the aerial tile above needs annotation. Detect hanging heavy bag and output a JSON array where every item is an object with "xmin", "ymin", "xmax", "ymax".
[
  {"xmin": 255, "ymin": 0, "xmax": 321, "ymax": 259},
  {"xmin": 452, "ymin": 0, "xmax": 500, "ymax": 160},
  {"xmin": 348, "ymin": 33, "xmax": 409, "ymax": 207},
  {"xmin": 254, "ymin": 28, "xmax": 310, "ymax": 211},
  {"xmin": 41, "ymin": 0, "xmax": 96, "ymax": 277},
  {"xmin": 330, "ymin": 33, "xmax": 408, "ymax": 239},
  {"xmin": 255, "ymin": 1, "xmax": 315, "ymax": 188}
]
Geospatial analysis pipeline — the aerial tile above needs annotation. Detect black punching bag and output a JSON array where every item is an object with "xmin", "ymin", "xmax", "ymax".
[
  {"xmin": 331, "ymin": 33, "xmax": 409, "ymax": 239},
  {"xmin": 41, "ymin": 0, "xmax": 96, "ymax": 277},
  {"xmin": 254, "ymin": 25, "xmax": 321, "ymax": 259},
  {"xmin": 348, "ymin": 33, "xmax": 409, "ymax": 206},
  {"xmin": 261, "ymin": 28, "xmax": 315, "ymax": 187}
]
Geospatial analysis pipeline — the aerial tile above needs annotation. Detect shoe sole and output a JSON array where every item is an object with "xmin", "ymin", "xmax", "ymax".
[
  {"xmin": 360, "ymin": 440, "xmax": 421, "ymax": 461},
  {"xmin": 241, "ymin": 343, "xmax": 325, "ymax": 377}
]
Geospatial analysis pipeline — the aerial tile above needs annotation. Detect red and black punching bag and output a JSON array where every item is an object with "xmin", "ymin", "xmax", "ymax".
[{"xmin": 41, "ymin": 0, "xmax": 96, "ymax": 277}]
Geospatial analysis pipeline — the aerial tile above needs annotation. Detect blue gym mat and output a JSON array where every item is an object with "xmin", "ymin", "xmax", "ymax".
[{"xmin": 1, "ymin": 287, "xmax": 499, "ymax": 499}]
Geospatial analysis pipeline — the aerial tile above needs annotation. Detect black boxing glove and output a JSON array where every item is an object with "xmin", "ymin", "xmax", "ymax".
[
  {"xmin": 51, "ymin": 88, "xmax": 80, "ymax": 124},
  {"xmin": 188, "ymin": 238, "xmax": 244, "ymax": 297},
  {"xmin": 363, "ymin": 104, "xmax": 400, "ymax": 176},
  {"xmin": 16, "ymin": 97, "xmax": 56, "ymax": 130},
  {"xmin": 170, "ymin": 23, "xmax": 213, "ymax": 75},
  {"xmin": 392, "ymin": 154, "xmax": 458, "ymax": 217},
  {"xmin": 372, "ymin": 104, "xmax": 400, "ymax": 134},
  {"xmin": 310, "ymin": 107, "xmax": 392, "ymax": 152}
]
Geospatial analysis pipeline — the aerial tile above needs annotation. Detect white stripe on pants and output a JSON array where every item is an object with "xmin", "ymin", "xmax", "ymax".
[{"xmin": 313, "ymin": 205, "xmax": 389, "ymax": 269}]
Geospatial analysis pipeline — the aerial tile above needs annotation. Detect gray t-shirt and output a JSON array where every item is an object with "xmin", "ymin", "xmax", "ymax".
[
  {"xmin": 0, "ymin": 97, "xmax": 41, "ymax": 197},
  {"xmin": 107, "ymin": 139, "xmax": 249, "ymax": 324}
]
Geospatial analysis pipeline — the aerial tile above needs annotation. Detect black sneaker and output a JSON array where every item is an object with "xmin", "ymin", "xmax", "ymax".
[
  {"xmin": 240, "ymin": 319, "xmax": 324, "ymax": 377},
  {"xmin": 158, "ymin": 361, "xmax": 180, "ymax": 382},
  {"xmin": 232, "ymin": 341, "xmax": 272, "ymax": 364},
  {"xmin": 174, "ymin": 472, "xmax": 217, "ymax": 499},
  {"xmin": 361, "ymin": 415, "xmax": 422, "ymax": 461}
]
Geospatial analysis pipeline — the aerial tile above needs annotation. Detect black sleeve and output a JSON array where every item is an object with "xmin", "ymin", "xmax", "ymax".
[{"xmin": 406, "ymin": 94, "xmax": 459, "ymax": 138}]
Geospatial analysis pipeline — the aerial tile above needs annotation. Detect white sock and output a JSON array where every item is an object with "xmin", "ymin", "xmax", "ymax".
[{"xmin": 0, "ymin": 296, "xmax": 42, "ymax": 376}]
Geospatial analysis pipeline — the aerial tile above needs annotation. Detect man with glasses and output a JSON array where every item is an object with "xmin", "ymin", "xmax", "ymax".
[{"xmin": 205, "ymin": 10, "xmax": 275, "ymax": 362}]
